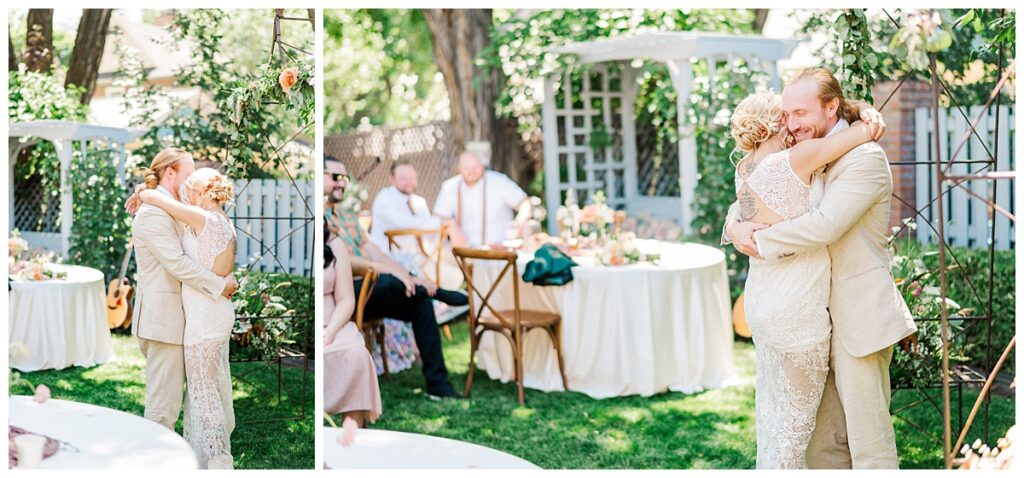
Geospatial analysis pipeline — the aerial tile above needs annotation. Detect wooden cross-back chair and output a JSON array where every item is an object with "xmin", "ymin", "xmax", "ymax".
[
  {"xmin": 384, "ymin": 225, "xmax": 456, "ymax": 340},
  {"xmin": 451, "ymin": 247, "xmax": 568, "ymax": 405},
  {"xmin": 353, "ymin": 268, "xmax": 390, "ymax": 381}
]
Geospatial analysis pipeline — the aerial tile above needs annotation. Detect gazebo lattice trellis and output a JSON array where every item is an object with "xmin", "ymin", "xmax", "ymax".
[
  {"xmin": 542, "ymin": 32, "xmax": 799, "ymax": 235},
  {"xmin": 7, "ymin": 120, "xmax": 143, "ymax": 255}
]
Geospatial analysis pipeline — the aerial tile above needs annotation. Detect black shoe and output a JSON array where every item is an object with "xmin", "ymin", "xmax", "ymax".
[
  {"xmin": 424, "ymin": 287, "xmax": 469, "ymax": 307},
  {"xmin": 426, "ymin": 384, "xmax": 464, "ymax": 400}
]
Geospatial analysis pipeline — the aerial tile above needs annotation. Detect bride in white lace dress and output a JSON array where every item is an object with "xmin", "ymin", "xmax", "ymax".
[
  {"xmin": 729, "ymin": 93, "xmax": 881, "ymax": 468},
  {"xmin": 137, "ymin": 168, "xmax": 237, "ymax": 469}
]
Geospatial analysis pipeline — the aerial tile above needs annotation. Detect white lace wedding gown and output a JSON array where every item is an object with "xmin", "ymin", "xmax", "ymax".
[
  {"xmin": 181, "ymin": 212, "xmax": 236, "ymax": 469},
  {"xmin": 737, "ymin": 150, "xmax": 831, "ymax": 469}
]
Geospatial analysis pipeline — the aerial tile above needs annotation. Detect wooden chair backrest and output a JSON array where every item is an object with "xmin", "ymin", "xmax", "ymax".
[
  {"xmin": 354, "ymin": 268, "xmax": 379, "ymax": 330},
  {"xmin": 384, "ymin": 224, "xmax": 449, "ymax": 286},
  {"xmin": 451, "ymin": 247, "xmax": 520, "ymax": 331}
]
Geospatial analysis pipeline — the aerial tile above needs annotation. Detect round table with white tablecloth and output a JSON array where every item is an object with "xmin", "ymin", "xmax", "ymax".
[
  {"xmin": 473, "ymin": 239, "xmax": 735, "ymax": 399},
  {"xmin": 323, "ymin": 427, "xmax": 540, "ymax": 469},
  {"xmin": 8, "ymin": 264, "xmax": 115, "ymax": 372},
  {"xmin": 8, "ymin": 396, "xmax": 198, "ymax": 469}
]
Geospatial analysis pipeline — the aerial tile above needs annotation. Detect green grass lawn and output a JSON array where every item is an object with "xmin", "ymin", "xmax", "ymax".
[
  {"xmin": 11, "ymin": 333, "xmax": 314, "ymax": 469},
  {"xmin": 328, "ymin": 319, "xmax": 1015, "ymax": 469}
]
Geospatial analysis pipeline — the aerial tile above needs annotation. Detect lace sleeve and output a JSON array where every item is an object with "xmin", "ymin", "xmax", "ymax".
[{"xmin": 196, "ymin": 213, "xmax": 236, "ymax": 268}]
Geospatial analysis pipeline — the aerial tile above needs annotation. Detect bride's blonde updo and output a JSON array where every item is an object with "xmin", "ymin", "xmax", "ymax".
[
  {"xmin": 184, "ymin": 167, "xmax": 235, "ymax": 207},
  {"xmin": 142, "ymin": 147, "xmax": 192, "ymax": 189},
  {"xmin": 730, "ymin": 92, "xmax": 785, "ymax": 155}
]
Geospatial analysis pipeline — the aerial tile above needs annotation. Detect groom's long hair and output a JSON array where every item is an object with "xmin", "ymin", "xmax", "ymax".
[
  {"xmin": 790, "ymin": 68, "xmax": 860, "ymax": 124},
  {"xmin": 142, "ymin": 148, "xmax": 192, "ymax": 189}
]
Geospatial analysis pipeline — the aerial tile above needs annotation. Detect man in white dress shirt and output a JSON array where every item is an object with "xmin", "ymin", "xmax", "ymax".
[
  {"xmin": 369, "ymin": 160, "xmax": 466, "ymax": 289},
  {"xmin": 433, "ymin": 151, "xmax": 531, "ymax": 248},
  {"xmin": 369, "ymin": 160, "xmax": 466, "ymax": 250}
]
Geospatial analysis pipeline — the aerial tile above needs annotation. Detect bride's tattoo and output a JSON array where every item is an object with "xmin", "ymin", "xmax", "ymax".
[{"xmin": 740, "ymin": 188, "xmax": 758, "ymax": 221}]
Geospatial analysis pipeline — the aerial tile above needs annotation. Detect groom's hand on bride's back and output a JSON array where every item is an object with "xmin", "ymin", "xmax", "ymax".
[
  {"xmin": 726, "ymin": 220, "xmax": 769, "ymax": 257},
  {"xmin": 221, "ymin": 275, "xmax": 239, "ymax": 298}
]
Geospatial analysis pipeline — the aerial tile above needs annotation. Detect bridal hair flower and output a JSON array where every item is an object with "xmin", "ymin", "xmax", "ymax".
[
  {"xmin": 185, "ymin": 168, "xmax": 235, "ymax": 207},
  {"xmin": 730, "ymin": 92, "xmax": 784, "ymax": 154}
]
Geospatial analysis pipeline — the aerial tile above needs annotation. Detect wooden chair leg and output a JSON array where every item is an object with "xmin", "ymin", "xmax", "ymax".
[
  {"xmin": 554, "ymin": 325, "xmax": 569, "ymax": 391},
  {"xmin": 442, "ymin": 324, "xmax": 453, "ymax": 341},
  {"xmin": 464, "ymin": 329, "xmax": 478, "ymax": 397},
  {"xmin": 376, "ymin": 325, "xmax": 391, "ymax": 382},
  {"xmin": 515, "ymin": 334, "xmax": 525, "ymax": 406}
]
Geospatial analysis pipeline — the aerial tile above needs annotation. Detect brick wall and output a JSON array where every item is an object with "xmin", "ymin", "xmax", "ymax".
[{"xmin": 872, "ymin": 79, "xmax": 933, "ymax": 232}]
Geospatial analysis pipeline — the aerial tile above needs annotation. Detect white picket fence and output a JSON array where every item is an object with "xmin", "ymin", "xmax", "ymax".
[
  {"xmin": 914, "ymin": 105, "xmax": 1015, "ymax": 250},
  {"xmin": 228, "ymin": 179, "xmax": 314, "ymax": 276}
]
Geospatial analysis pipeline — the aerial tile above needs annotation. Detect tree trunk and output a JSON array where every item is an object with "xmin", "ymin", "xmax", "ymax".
[
  {"xmin": 24, "ymin": 9, "xmax": 54, "ymax": 73},
  {"xmin": 422, "ymin": 9, "xmax": 535, "ymax": 187},
  {"xmin": 65, "ymin": 9, "xmax": 112, "ymax": 105},
  {"xmin": 751, "ymin": 9, "xmax": 770, "ymax": 34},
  {"xmin": 9, "ymin": 35, "xmax": 17, "ymax": 71}
]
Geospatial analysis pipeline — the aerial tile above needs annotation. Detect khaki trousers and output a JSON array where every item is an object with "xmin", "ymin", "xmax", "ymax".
[
  {"xmin": 807, "ymin": 335, "xmax": 899, "ymax": 469},
  {"xmin": 138, "ymin": 337, "xmax": 185, "ymax": 430}
]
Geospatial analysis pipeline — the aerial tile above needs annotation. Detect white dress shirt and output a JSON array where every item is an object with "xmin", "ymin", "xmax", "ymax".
[
  {"xmin": 369, "ymin": 186, "xmax": 442, "ymax": 251},
  {"xmin": 433, "ymin": 170, "xmax": 528, "ymax": 247}
]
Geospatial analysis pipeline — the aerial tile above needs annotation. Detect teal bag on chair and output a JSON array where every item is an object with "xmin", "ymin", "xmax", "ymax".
[{"xmin": 522, "ymin": 244, "xmax": 578, "ymax": 286}]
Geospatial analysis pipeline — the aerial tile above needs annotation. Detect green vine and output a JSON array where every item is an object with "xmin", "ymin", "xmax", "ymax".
[{"xmin": 835, "ymin": 10, "xmax": 880, "ymax": 103}]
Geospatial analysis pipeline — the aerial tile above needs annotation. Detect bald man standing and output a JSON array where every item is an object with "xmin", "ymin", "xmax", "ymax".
[{"xmin": 433, "ymin": 151, "xmax": 531, "ymax": 248}]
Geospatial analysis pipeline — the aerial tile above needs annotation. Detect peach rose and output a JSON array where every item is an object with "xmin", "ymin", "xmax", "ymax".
[{"xmin": 279, "ymin": 67, "xmax": 299, "ymax": 93}]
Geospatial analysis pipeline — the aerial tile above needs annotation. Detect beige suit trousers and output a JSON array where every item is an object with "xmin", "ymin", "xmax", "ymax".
[
  {"xmin": 807, "ymin": 335, "xmax": 899, "ymax": 469},
  {"xmin": 138, "ymin": 337, "xmax": 185, "ymax": 430}
]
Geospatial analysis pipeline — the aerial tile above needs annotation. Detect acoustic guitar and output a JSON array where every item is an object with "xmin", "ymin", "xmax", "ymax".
[
  {"xmin": 732, "ymin": 291, "xmax": 752, "ymax": 338},
  {"xmin": 106, "ymin": 240, "xmax": 135, "ymax": 329}
]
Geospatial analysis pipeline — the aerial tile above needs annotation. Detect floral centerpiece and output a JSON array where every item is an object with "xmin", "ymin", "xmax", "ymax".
[
  {"xmin": 579, "ymin": 190, "xmax": 615, "ymax": 240},
  {"xmin": 8, "ymin": 231, "xmax": 66, "ymax": 281},
  {"xmin": 555, "ymin": 188, "xmax": 582, "ymax": 242},
  {"xmin": 595, "ymin": 231, "xmax": 642, "ymax": 267}
]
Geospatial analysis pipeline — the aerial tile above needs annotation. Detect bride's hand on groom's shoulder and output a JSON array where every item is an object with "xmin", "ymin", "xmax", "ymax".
[
  {"xmin": 124, "ymin": 184, "xmax": 147, "ymax": 216},
  {"xmin": 858, "ymin": 107, "xmax": 886, "ymax": 141}
]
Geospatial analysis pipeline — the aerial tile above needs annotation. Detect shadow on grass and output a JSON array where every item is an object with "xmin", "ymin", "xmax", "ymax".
[
  {"xmin": 14, "ymin": 333, "xmax": 314, "ymax": 470},
  {"xmin": 328, "ymin": 320, "xmax": 1014, "ymax": 470}
]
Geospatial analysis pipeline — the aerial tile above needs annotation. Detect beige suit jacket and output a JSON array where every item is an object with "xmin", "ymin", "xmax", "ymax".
[
  {"xmin": 131, "ymin": 204, "xmax": 227, "ymax": 345},
  {"xmin": 725, "ymin": 141, "xmax": 916, "ymax": 357}
]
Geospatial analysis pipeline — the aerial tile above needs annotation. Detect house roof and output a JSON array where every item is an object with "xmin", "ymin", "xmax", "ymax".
[{"xmin": 97, "ymin": 13, "xmax": 193, "ymax": 83}]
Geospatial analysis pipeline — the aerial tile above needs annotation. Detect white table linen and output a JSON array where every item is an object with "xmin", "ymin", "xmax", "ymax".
[
  {"xmin": 474, "ymin": 240, "xmax": 735, "ymax": 398},
  {"xmin": 324, "ymin": 428, "xmax": 539, "ymax": 469},
  {"xmin": 9, "ymin": 264, "xmax": 115, "ymax": 372},
  {"xmin": 8, "ymin": 396, "xmax": 198, "ymax": 469}
]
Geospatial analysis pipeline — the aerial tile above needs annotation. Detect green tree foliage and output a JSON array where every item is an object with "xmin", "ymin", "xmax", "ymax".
[
  {"xmin": 127, "ymin": 9, "xmax": 314, "ymax": 180},
  {"xmin": 798, "ymin": 9, "xmax": 1015, "ymax": 105},
  {"xmin": 323, "ymin": 9, "xmax": 449, "ymax": 132}
]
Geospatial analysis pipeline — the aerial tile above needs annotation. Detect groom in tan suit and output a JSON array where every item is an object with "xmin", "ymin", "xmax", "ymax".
[
  {"xmin": 724, "ymin": 68, "xmax": 916, "ymax": 468},
  {"xmin": 130, "ymin": 148, "xmax": 238, "ymax": 430}
]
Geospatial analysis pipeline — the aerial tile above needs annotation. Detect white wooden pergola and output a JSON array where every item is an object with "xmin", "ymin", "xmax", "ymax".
[
  {"xmin": 8, "ymin": 120, "xmax": 143, "ymax": 255},
  {"xmin": 542, "ymin": 32, "xmax": 799, "ymax": 234}
]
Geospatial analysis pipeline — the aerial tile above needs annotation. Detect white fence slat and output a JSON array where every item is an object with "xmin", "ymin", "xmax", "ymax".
[
  {"xmin": 949, "ymin": 109, "xmax": 968, "ymax": 246},
  {"xmin": 995, "ymin": 106, "xmax": 1011, "ymax": 249},
  {"xmin": 915, "ymin": 105, "xmax": 1014, "ymax": 250}
]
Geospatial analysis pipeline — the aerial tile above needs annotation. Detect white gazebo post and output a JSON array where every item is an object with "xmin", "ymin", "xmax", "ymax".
[
  {"xmin": 8, "ymin": 120, "xmax": 144, "ymax": 256},
  {"xmin": 665, "ymin": 59, "xmax": 697, "ymax": 233},
  {"xmin": 544, "ymin": 32, "xmax": 799, "ymax": 235},
  {"xmin": 55, "ymin": 139, "xmax": 74, "ymax": 255}
]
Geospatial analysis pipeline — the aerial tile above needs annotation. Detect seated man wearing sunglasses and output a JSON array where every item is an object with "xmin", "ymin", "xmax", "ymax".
[{"xmin": 324, "ymin": 156, "xmax": 466, "ymax": 399}]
